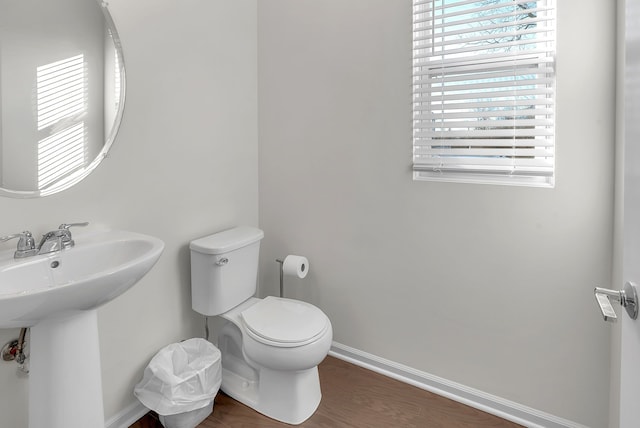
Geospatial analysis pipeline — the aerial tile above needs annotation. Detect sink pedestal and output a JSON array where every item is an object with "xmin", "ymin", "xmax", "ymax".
[{"xmin": 29, "ymin": 309, "xmax": 104, "ymax": 428}]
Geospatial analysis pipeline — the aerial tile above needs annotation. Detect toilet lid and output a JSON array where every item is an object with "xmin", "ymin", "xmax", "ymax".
[{"xmin": 241, "ymin": 296, "xmax": 329, "ymax": 346}]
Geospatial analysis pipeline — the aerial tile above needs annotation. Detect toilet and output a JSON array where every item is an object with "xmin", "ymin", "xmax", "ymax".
[{"xmin": 189, "ymin": 226, "xmax": 333, "ymax": 425}]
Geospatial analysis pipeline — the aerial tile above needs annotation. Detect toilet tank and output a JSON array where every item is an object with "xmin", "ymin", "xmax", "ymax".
[{"xmin": 190, "ymin": 226, "xmax": 264, "ymax": 316}]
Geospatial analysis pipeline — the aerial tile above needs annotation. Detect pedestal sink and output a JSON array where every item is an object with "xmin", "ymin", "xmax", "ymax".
[{"xmin": 0, "ymin": 229, "xmax": 164, "ymax": 428}]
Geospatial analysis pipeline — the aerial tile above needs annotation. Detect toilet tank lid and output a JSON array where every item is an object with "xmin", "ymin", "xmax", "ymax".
[{"xmin": 190, "ymin": 226, "xmax": 264, "ymax": 255}]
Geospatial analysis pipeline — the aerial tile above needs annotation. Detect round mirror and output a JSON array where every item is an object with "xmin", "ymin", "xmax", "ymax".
[{"xmin": 0, "ymin": 0, "xmax": 125, "ymax": 197}]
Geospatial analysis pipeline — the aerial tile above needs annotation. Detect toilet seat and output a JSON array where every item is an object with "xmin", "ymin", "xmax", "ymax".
[{"xmin": 241, "ymin": 296, "xmax": 330, "ymax": 348}]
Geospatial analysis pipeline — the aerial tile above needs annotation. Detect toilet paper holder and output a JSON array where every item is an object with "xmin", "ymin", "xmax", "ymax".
[
  {"xmin": 276, "ymin": 259, "xmax": 285, "ymax": 297},
  {"xmin": 594, "ymin": 282, "xmax": 638, "ymax": 322},
  {"xmin": 275, "ymin": 255, "xmax": 309, "ymax": 298}
]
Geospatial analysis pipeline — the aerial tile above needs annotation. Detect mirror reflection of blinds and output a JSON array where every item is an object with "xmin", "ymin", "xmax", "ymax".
[
  {"xmin": 36, "ymin": 54, "xmax": 88, "ymax": 190},
  {"xmin": 412, "ymin": 0, "xmax": 556, "ymax": 187},
  {"xmin": 37, "ymin": 123, "xmax": 87, "ymax": 188},
  {"xmin": 36, "ymin": 54, "xmax": 86, "ymax": 130}
]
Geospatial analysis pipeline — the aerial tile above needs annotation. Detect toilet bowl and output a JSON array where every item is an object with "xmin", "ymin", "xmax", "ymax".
[
  {"xmin": 217, "ymin": 296, "xmax": 332, "ymax": 424},
  {"xmin": 189, "ymin": 227, "xmax": 333, "ymax": 425}
]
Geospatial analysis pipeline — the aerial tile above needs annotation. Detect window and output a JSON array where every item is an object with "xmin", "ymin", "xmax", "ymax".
[{"xmin": 412, "ymin": 0, "xmax": 556, "ymax": 187}]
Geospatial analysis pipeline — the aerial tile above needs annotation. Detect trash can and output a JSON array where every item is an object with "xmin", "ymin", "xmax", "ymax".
[{"xmin": 134, "ymin": 338, "xmax": 221, "ymax": 428}]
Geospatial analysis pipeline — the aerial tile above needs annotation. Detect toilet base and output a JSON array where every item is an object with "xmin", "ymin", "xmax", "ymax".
[
  {"xmin": 221, "ymin": 365, "xmax": 321, "ymax": 425},
  {"xmin": 217, "ymin": 316, "xmax": 323, "ymax": 425}
]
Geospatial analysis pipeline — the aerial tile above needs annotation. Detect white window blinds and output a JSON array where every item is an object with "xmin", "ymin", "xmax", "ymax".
[{"xmin": 412, "ymin": 0, "xmax": 556, "ymax": 186}]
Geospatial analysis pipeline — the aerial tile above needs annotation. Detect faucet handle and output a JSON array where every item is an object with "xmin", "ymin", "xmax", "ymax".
[
  {"xmin": 15, "ymin": 231, "xmax": 36, "ymax": 252},
  {"xmin": 58, "ymin": 222, "xmax": 89, "ymax": 231},
  {"xmin": 55, "ymin": 222, "xmax": 88, "ymax": 249},
  {"xmin": 0, "ymin": 233, "xmax": 22, "ymax": 243},
  {"xmin": 0, "ymin": 231, "xmax": 37, "ymax": 258}
]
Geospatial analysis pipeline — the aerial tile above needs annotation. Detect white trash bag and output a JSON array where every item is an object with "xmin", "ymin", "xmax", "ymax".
[{"xmin": 134, "ymin": 338, "xmax": 221, "ymax": 417}]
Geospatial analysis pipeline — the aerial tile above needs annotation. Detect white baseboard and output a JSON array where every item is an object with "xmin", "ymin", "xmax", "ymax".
[
  {"xmin": 105, "ymin": 400, "xmax": 148, "ymax": 428},
  {"xmin": 329, "ymin": 342, "xmax": 589, "ymax": 428}
]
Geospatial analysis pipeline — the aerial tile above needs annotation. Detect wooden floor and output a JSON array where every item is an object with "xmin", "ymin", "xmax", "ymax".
[{"xmin": 131, "ymin": 356, "xmax": 522, "ymax": 428}]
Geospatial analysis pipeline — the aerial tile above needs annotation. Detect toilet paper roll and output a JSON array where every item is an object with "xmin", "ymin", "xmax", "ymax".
[{"xmin": 282, "ymin": 255, "xmax": 309, "ymax": 279}]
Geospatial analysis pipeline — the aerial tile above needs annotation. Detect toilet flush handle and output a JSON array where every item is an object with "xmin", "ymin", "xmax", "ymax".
[{"xmin": 216, "ymin": 258, "xmax": 229, "ymax": 266}]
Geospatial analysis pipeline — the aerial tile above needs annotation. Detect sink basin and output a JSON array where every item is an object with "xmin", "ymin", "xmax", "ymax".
[
  {"xmin": 0, "ymin": 229, "xmax": 164, "ymax": 328},
  {"xmin": 0, "ymin": 228, "xmax": 164, "ymax": 428}
]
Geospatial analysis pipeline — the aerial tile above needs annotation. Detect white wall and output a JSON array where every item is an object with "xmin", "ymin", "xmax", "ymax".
[
  {"xmin": 257, "ymin": 1, "xmax": 615, "ymax": 427},
  {"xmin": 0, "ymin": 0, "xmax": 258, "ymax": 426}
]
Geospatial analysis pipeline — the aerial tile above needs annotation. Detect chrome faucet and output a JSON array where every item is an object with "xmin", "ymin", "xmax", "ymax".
[
  {"xmin": 0, "ymin": 222, "xmax": 88, "ymax": 259},
  {"xmin": 0, "ymin": 231, "xmax": 37, "ymax": 258},
  {"xmin": 37, "ymin": 223, "xmax": 89, "ymax": 255}
]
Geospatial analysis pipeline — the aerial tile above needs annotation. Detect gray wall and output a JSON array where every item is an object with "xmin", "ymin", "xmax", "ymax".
[
  {"xmin": 257, "ymin": 1, "xmax": 615, "ymax": 427},
  {"xmin": 0, "ymin": 0, "xmax": 258, "ymax": 425}
]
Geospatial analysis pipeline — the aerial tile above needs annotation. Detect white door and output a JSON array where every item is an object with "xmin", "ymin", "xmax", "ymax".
[{"xmin": 620, "ymin": 0, "xmax": 640, "ymax": 425}]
